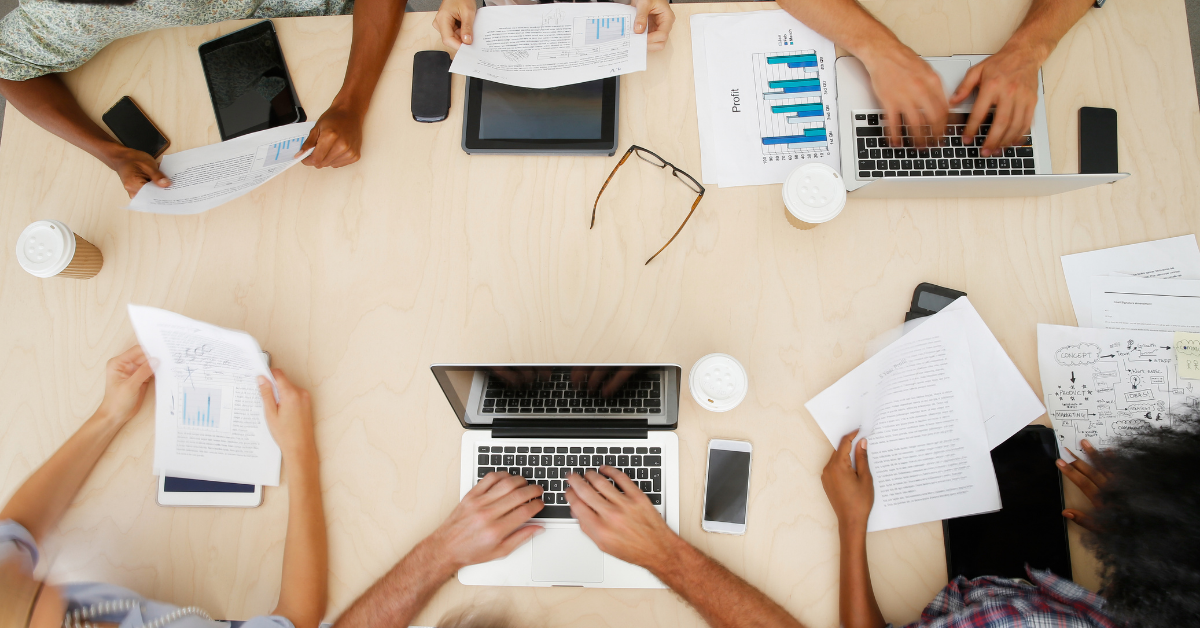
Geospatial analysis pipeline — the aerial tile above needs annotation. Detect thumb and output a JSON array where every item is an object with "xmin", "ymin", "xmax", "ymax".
[
  {"xmin": 1062, "ymin": 509, "xmax": 1099, "ymax": 533},
  {"xmin": 950, "ymin": 65, "xmax": 981, "ymax": 105},
  {"xmin": 495, "ymin": 525, "xmax": 542, "ymax": 558},
  {"xmin": 855, "ymin": 438, "xmax": 871, "ymax": 479},
  {"xmin": 460, "ymin": 8, "xmax": 474, "ymax": 45},
  {"xmin": 129, "ymin": 358, "xmax": 156, "ymax": 388},
  {"xmin": 146, "ymin": 161, "xmax": 171, "ymax": 188},
  {"xmin": 300, "ymin": 127, "xmax": 320, "ymax": 154},
  {"xmin": 634, "ymin": 0, "xmax": 650, "ymax": 34},
  {"xmin": 258, "ymin": 375, "xmax": 279, "ymax": 423}
]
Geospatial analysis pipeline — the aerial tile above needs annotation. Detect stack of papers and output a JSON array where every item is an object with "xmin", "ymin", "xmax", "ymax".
[
  {"xmin": 691, "ymin": 11, "xmax": 841, "ymax": 188},
  {"xmin": 805, "ymin": 298, "xmax": 1044, "ymax": 532},
  {"xmin": 448, "ymin": 3, "xmax": 646, "ymax": 89},
  {"xmin": 129, "ymin": 305, "xmax": 282, "ymax": 486},
  {"xmin": 1061, "ymin": 235, "xmax": 1200, "ymax": 330}
]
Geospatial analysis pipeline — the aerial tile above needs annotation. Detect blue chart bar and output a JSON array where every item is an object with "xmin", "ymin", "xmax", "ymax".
[
  {"xmin": 181, "ymin": 389, "xmax": 221, "ymax": 427},
  {"xmin": 763, "ymin": 129, "xmax": 827, "ymax": 146},
  {"xmin": 767, "ymin": 78, "xmax": 821, "ymax": 93},
  {"xmin": 771, "ymin": 103, "xmax": 823, "ymax": 115},
  {"xmin": 586, "ymin": 16, "xmax": 626, "ymax": 45},
  {"xmin": 767, "ymin": 53, "xmax": 818, "ymax": 66}
]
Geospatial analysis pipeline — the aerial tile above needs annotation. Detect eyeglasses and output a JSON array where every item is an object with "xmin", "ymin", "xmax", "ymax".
[{"xmin": 591, "ymin": 145, "xmax": 705, "ymax": 265}]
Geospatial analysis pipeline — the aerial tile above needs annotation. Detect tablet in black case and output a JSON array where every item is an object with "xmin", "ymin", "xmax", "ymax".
[
  {"xmin": 462, "ymin": 77, "xmax": 619, "ymax": 155},
  {"xmin": 199, "ymin": 20, "xmax": 306, "ymax": 141}
]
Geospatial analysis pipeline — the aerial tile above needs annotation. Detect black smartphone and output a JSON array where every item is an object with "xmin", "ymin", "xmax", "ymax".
[
  {"xmin": 905, "ymin": 282, "xmax": 967, "ymax": 322},
  {"xmin": 102, "ymin": 96, "xmax": 170, "ymax": 158},
  {"xmin": 411, "ymin": 50, "xmax": 452, "ymax": 123},
  {"xmin": 199, "ymin": 20, "xmax": 304, "ymax": 141},
  {"xmin": 943, "ymin": 426, "xmax": 1071, "ymax": 580},
  {"xmin": 1079, "ymin": 107, "xmax": 1118, "ymax": 174}
]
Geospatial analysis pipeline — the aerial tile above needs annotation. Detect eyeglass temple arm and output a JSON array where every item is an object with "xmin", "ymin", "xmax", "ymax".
[
  {"xmin": 591, "ymin": 148, "xmax": 636, "ymax": 229},
  {"xmin": 644, "ymin": 191, "xmax": 705, "ymax": 265}
]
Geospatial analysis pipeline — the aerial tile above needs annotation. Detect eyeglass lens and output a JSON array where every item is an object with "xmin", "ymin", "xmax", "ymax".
[
  {"xmin": 634, "ymin": 149, "xmax": 667, "ymax": 168},
  {"xmin": 673, "ymin": 169, "xmax": 703, "ymax": 194}
]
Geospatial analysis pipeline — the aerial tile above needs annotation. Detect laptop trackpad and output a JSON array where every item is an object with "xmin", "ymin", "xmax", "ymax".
[{"xmin": 531, "ymin": 528, "xmax": 604, "ymax": 583}]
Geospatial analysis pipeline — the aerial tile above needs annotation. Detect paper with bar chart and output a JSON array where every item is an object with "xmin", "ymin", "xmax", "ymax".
[
  {"xmin": 128, "ymin": 121, "xmax": 315, "ymax": 215},
  {"xmin": 448, "ymin": 3, "xmax": 646, "ymax": 89},
  {"xmin": 129, "ymin": 304, "xmax": 282, "ymax": 486},
  {"xmin": 691, "ymin": 11, "xmax": 839, "ymax": 187}
]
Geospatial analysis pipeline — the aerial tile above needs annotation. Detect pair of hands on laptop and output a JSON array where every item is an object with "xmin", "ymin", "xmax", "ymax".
[
  {"xmin": 430, "ymin": 466, "xmax": 675, "ymax": 572},
  {"xmin": 862, "ymin": 37, "xmax": 1042, "ymax": 157},
  {"xmin": 434, "ymin": 0, "xmax": 675, "ymax": 52}
]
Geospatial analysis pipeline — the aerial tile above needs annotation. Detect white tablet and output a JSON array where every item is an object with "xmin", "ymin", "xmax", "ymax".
[{"xmin": 157, "ymin": 475, "xmax": 263, "ymax": 508}]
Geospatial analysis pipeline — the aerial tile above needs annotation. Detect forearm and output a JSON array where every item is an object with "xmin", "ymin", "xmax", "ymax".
[
  {"xmin": 774, "ymin": 0, "xmax": 905, "ymax": 65},
  {"xmin": 332, "ymin": 0, "xmax": 406, "ymax": 114},
  {"xmin": 0, "ymin": 411, "xmax": 126, "ymax": 543},
  {"xmin": 652, "ymin": 536, "xmax": 804, "ymax": 628},
  {"xmin": 838, "ymin": 526, "xmax": 884, "ymax": 628},
  {"xmin": 334, "ymin": 537, "xmax": 457, "ymax": 628},
  {"xmin": 273, "ymin": 445, "xmax": 328, "ymax": 628},
  {"xmin": 1004, "ymin": 0, "xmax": 1094, "ymax": 61},
  {"xmin": 0, "ymin": 75, "xmax": 125, "ymax": 168}
]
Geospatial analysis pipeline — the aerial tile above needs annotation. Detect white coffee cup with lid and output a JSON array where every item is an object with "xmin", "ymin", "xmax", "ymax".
[
  {"xmin": 782, "ymin": 162, "xmax": 846, "ymax": 229},
  {"xmin": 689, "ymin": 353, "xmax": 748, "ymax": 412},
  {"xmin": 15, "ymin": 220, "xmax": 104, "ymax": 279}
]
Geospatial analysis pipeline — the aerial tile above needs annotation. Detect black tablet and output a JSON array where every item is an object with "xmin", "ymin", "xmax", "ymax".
[
  {"xmin": 943, "ymin": 426, "xmax": 1072, "ymax": 580},
  {"xmin": 199, "ymin": 20, "xmax": 305, "ymax": 141},
  {"xmin": 462, "ymin": 77, "xmax": 619, "ymax": 155}
]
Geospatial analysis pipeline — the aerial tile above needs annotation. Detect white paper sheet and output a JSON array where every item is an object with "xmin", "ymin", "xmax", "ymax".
[
  {"xmin": 692, "ymin": 10, "xmax": 839, "ymax": 188},
  {"xmin": 448, "ymin": 4, "xmax": 646, "ymax": 89},
  {"xmin": 129, "ymin": 305, "xmax": 282, "ymax": 486},
  {"xmin": 128, "ymin": 122, "xmax": 315, "ymax": 215},
  {"xmin": 690, "ymin": 13, "xmax": 720, "ymax": 185},
  {"xmin": 1037, "ymin": 324, "xmax": 1189, "ymax": 462},
  {"xmin": 1061, "ymin": 235, "xmax": 1200, "ymax": 327},
  {"xmin": 1090, "ymin": 276, "xmax": 1200, "ymax": 334},
  {"xmin": 806, "ymin": 311, "xmax": 1001, "ymax": 532},
  {"xmin": 862, "ymin": 298, "xmax": 1046, "ymax": 449}
]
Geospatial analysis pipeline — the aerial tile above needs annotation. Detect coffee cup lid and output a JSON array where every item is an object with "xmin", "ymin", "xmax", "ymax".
[
  {"xmin": 16, "ymin": 220, "xmax": 76, "ymax": 278},
  {"xmin": 689, "ymin": 353, "xmax": 748, "ymax": 412},
  {"xmin": 783, "ymin": 163, "xmax": 846, "ymax": 224}
]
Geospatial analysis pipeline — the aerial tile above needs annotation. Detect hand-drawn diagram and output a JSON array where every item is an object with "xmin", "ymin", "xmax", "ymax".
[{"xmin": 1038, "ymin": 325, "xmax": 1196, "ymax": 460}]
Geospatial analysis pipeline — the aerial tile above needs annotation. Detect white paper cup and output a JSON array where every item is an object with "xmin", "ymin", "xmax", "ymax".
[
  {"xmin": 689, "ymin": 353, "xmax": 748, "ymax": 412},
  {"xmin": 782, "ymin": 163, "xmax": 846, "ymax": 230},
  {"xmin": 15, "ymin": 220, "xmax": 104, "ymax": 279}
]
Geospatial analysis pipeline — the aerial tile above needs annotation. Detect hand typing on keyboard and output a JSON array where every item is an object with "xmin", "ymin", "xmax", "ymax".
[
  {"xmin": 949, "ymin": 44, "xmax": 1043, "ymax": 157},
  {"xmin": 564, "ymin": 466, "xmax": 679, "ymax": 568},
  {"xmin": 856, "ymin": 40, "xmax": 949, "ymax": 149},
  {"xmin": 427, "ymin": 472, "xmax": 546, "ymax": 570}
]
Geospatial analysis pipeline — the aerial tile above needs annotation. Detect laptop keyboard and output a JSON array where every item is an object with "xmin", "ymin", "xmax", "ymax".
[
  {"xmin": 481, "ymin": 368, "xmax": 663, "ymax": 416},
  {"xmin": 475, "ymin": 443, "xmax": 664, "ymax": 519},
  {"xmin": 853, "ymin": 110, "xmax": 1038, "ymax": 180}
]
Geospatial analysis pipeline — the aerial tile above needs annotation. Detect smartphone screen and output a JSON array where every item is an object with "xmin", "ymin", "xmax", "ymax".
[
  {"xmin": 102, "ymin": 96, "xmax": 169, "ymax": 158},
  {"xmin": 704, "ymin": 449, "xmax": 751, "ymax": 524},
  {"xmin": 199, "ymin": 21, "xmax": 301, "ymax": 140},
  {"xmin": 1079, "ymin": 107, "xmax": 1118, "ymax": 174}
]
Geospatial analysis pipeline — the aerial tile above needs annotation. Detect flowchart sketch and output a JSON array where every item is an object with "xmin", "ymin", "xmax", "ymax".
[{"xmin": 1037, "ymin": 324, "xmax": 1194, "ymax": 461}]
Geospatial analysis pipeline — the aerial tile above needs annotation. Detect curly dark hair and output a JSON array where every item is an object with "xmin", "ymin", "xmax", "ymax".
[{"xmin": 1089, "ymin": 410, "xmax": 1200, "ymax": 627}]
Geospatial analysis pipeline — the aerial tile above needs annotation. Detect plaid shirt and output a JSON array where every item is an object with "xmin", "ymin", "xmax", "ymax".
[{"xmin": 900, "ymin": 568, "xmax": 1120, "ymax": 628}]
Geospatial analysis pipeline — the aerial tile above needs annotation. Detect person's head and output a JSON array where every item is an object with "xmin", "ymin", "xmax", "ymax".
[
  {"xmin": 1088, "ymin": 410, "xmax": 1200, "ymax": 626},
  {"xmin": 0, "ymin": 561, "xmax": 65, "ymax": 628}
]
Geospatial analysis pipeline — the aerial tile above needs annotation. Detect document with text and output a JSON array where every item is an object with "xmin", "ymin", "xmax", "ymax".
[
  {"xmin": 1061, "ymin": 235, "xmax": 1200, "ymax": 327},
  {"xmin": 129, "ymin": 305, "xmax": 281, "ymax": 486},
  {"xmin": 1090, "ymin": 276, "xmax": 1200, "ymax": 334},
  {"xmin": 448, "ymin": 3, "xmax": 646, "ymax": 89},
  {"xmin": 806, "ymin": 311, "xmax": 1001, "ymax": 532},
  {"xmin": 128, "ymin": 122, "xmax": 315, "ymax": 215}
]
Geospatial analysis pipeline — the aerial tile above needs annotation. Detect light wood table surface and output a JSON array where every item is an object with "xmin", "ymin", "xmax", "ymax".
[{"xmin": 1, "ymin": 1, "xmax": 1196, "ymax": 625}]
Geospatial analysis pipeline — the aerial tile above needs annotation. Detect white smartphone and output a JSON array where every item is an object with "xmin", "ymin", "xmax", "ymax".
[
  {"xmin": 156, "ymin": 351, "xmax": 271, "ymax": 508},
  {"xmin": 701, "ymin": 439, "xmax": 753, "ymax": 535}
]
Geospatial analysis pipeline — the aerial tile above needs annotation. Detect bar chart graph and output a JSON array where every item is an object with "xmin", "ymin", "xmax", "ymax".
[
  {"xmin": 584, "ymin": 16, "xmax": 627, "ymax": 45},
  {"xmin": 179, "ymin": 388, "xmax": 223, "ymax": 429},
  {"xmin": 752, "ymin": 51, "xmax": 831, "ymax": 157},
  {"xmin": 262, "ymin": 135, "xmax": 307, "ymax": 167}
]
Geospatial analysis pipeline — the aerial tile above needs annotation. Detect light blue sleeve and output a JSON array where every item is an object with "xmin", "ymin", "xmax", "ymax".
[
  {"xmin": 0, "ymin": 519, "xmax": 40, "ymax": 571},
  {"xmin": 239, "ymin": 616, "xmax": 296, "ymax": 628}
]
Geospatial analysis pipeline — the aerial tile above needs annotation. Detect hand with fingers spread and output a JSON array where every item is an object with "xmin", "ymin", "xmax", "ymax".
[
  {"xmin": 1056, "ymin": 439, "xmax": 1110, "ymax": 532},
  {"xmin": 95, "ymin": 345, "xmax": 157, "ymax": 426},
  {"xmin": 821, "ymin": 430, "xmax": 874, "ymax": 534},
  {"xmin": 860, "ymin": 41, "xmax": 948, "ymax": 148},
  {"xmin": 631, "ymin": 0, "xmax": 675, "ymax": 52},
  {"xmin": 565, "ymin": 466, "xmax": 679, "ymax": 568},
  {"xmin": 433, "ymin": 0, "xmax": 478, "ymax": 50},
  {"xmin": 428, "ymin": 472, "xmax": 546, "ymax": 570},
  {"xmin": 950, "ymin": 46, "xmax": 1040, "ymax": 157}
]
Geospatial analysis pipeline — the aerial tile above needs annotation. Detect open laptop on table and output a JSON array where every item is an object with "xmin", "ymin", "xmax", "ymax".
[
  {"xmin": 431, "ymin": 363, "xmax": 682, "ymax": 588},
  {"xmin": 837, "ymin": 54, "xmax": 1128, "ymax": 197}
]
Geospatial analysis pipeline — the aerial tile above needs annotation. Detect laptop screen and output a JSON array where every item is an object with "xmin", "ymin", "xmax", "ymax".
[{"xmin": 431, "ymin": 364, "xmax": 681, "ymax": 428}]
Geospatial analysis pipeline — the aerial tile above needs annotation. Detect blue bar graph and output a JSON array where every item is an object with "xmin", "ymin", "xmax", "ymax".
[
  {"xmin": 767, "ymin": 53, "xmax": 818, "ymax": 66},
  {"xmin": 585, "ymin": 16, "xmax": 627, "ymax": 45},
  {"xmin": 763, "ymin": 131, "xmax": 826, "ymax": 145},
  {"xmin": 755, "ymin": 50, "xmax": 831, "ymax": 156},
  {"xmin": 263, "ymin": 136, "xmax": 307, "ymax": 167},
  {"xmin": 180, "ymin": 388, "xmax": 222, "ymax": 428}
]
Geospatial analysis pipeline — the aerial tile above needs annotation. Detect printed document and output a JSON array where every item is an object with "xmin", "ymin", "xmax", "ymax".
[
  {"xmin": 806, "ymin": 311, "xmax": 1001, "ymax": 532},
  {"xmin": 129, "ymin": 305, "xmax": 281, "ymax": 486},
  {"xmin": 448, "ymin": 4, "xmax": 646, "ymax": 89},
  {"xmin": 1090, "ymin": 276, "xmax": 1200, "ymax": 333},
  {"xmin": 128, "ymin": 122, "xmax": 315, "ymax": 215},
  {"xmin": 1037, "ymin": 324, "xmax": 1189, "ymax": 462},
  {"xmin": 1060, "ymin": 235, "xmax": 1200, "ymax": 326},
  {"xmin": 862, "ymin": 298, "xmax": 1045, "ymax": 449},
  {"xmin": 691, "ymin": 11, "xmax": 839, "ymax": 187}
]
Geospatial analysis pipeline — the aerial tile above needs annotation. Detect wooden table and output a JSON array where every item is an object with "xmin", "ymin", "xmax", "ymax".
[{"xmin": 0, "ymin": 1, "xmax": 1195, "ymax": 625}]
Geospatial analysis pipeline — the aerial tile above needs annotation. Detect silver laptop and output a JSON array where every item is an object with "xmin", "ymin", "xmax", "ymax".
[
  {"xmin": 836, "ymin": 54, "xmax": 1128, "ymax": 197},
  {"xmin": 431, "ymin": 364, "xmax": 682, "ymax": 588}
]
